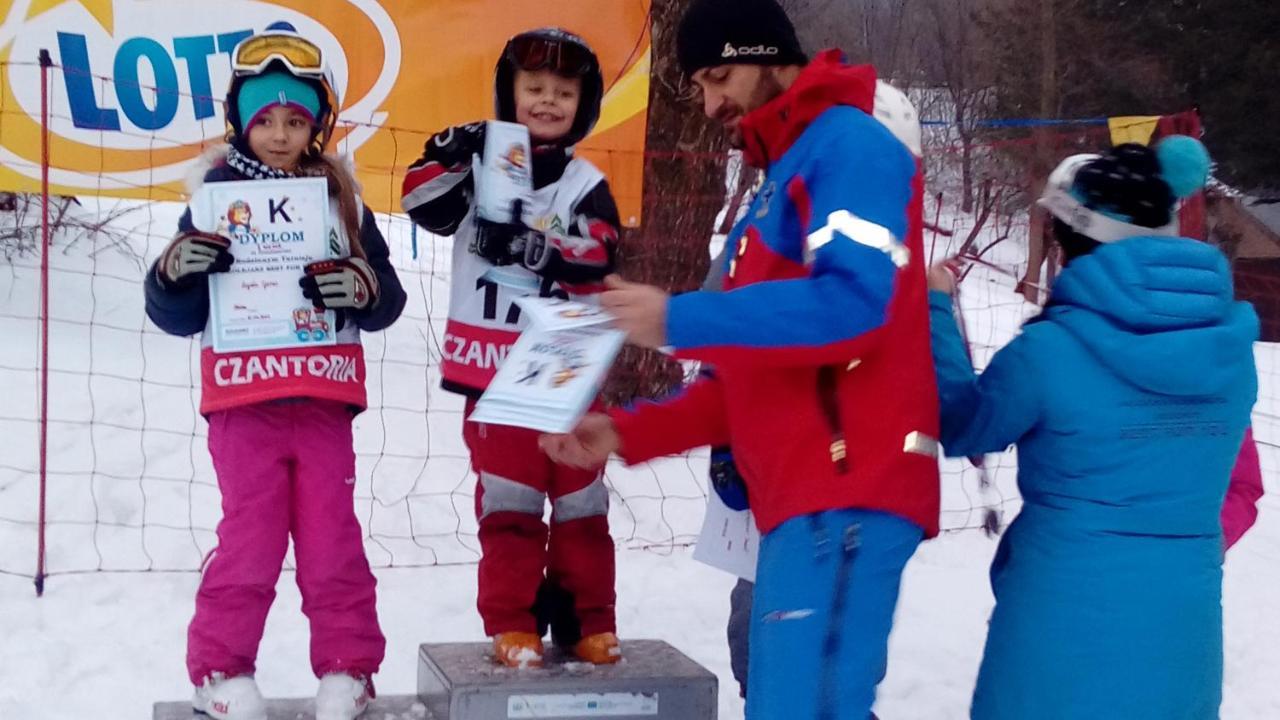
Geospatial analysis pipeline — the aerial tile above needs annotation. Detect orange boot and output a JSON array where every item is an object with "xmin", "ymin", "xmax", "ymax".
[
  {"xmin": 573, "ymin": 632, "xmax": 622, "ymax": 665},
  {"xmin": 493, "ymin": 632, "xmax": 544, "ymax": 668}
]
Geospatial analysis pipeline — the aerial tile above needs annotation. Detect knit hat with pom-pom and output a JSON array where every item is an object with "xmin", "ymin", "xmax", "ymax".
[{"xmin": 1038, "ymin": 135, "xmax": 1211, "ymax": 244}]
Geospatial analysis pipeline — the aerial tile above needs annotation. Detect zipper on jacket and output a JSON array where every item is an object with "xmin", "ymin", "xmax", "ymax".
[
  {"xmin": 819, "ymin": 522, "xmax": 862, "ymax": 720},
  {"xmin": 817, "ymin": 365, "xmax": 849, "ymax": 474}
]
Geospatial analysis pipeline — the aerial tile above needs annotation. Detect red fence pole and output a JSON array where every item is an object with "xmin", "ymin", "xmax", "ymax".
[{"xmin": 35, "ymin": 48, "xmax": 52, "ymax": 597}]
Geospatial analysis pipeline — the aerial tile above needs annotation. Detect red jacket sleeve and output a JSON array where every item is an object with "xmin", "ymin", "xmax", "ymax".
[{"xmin": 609, "ymin": 373, "xmax": 730, "ymax": 465}]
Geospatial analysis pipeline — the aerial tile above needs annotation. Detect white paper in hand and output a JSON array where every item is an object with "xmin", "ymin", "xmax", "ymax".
[
  {"xmin": 469, "ymin": 297, "xmax": 624, "ymax": 433},
  {"xmin": 515, "ymin": 298, "xmax": 614, "ymax": 331},
  {"xmin": 693, "ymin": 492, "xmax": 760, "ymax": 582},
  {"xmin": 474, "ymin": 120, "xmax": 533, "ymax": 226},
  {"xmin": 197, "ymin": 177, "xmax": 336, "ymax": 354}
]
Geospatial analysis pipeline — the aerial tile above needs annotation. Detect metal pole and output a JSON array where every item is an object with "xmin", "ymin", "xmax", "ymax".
[{"xmin": 35, "ymin": 48, "xmax": 54, "ymax": 597}]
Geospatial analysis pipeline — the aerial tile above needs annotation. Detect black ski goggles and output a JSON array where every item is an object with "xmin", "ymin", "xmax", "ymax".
[{"xmin": 506, "ymin": 35, "xmax": 596, "ymax": 77}]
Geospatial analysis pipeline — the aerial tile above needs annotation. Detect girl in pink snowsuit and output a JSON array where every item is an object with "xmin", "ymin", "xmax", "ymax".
[
  {"xmin": 1224, "ymin": 428, "xmax": 1264, "ymax": 550},
  {"xmin": 144, "ymin": 23, "xmax": 406, "ymax": 720}
]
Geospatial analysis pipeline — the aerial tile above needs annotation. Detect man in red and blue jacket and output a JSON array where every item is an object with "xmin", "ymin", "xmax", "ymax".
[{"xmin": 542, "ymin": 0, "xmax": 940, "ymax": 716}]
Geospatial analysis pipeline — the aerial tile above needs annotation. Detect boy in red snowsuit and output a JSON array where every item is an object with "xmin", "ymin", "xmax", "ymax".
[{"xmin": 401, "ymin": 28, "xmax": 622, "ymax": 667}]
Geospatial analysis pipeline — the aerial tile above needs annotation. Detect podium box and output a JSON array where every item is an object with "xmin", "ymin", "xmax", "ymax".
[{"xmin": 418, "ymin": 640, "xmax": 717, "ymax": 720}]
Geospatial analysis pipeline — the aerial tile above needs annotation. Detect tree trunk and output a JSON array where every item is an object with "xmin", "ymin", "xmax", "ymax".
[
  {"xmin": 958, "ymin": 104, "xmax": 974, "ymax": 214},
  {"xmin": 1019, "ymin": 0, "xmax": 1058, "ymax": 304},
  {"xmin": 604, "ymin": 0, "xmax": 732, "ymax": 404}
]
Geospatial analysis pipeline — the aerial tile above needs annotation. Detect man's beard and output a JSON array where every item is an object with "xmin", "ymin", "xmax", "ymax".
[{"xmin": 725, "ymin": 70, "xmax": 787, "ymax": 149}]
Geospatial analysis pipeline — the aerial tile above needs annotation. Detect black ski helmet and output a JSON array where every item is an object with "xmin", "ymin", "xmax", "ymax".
[
  {"xmin": 494, "ymin": 28, "xmax": 605, "ymax": 148},
  {"xmin": 224, "ymin": 21, "xmax": 339, "ymax": 156}
]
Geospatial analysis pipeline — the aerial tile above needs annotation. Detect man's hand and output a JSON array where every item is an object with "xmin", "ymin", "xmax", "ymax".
[
  {"xmin": 539, "ymin": 413, "xmax": 620, "ymax": 469},
  {"xmin": 600, "ymin": 275, "xmax": 669, "ymax": 349}
]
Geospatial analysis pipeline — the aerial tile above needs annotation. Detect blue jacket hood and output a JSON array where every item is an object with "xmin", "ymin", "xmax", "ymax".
[{"xmin": 1043, "ymin": 236, "xmax": 1258, "ymax": 396}]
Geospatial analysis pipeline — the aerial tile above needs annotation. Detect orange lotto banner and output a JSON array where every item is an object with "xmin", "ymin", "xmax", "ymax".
[{"xmin": 0, "ymin": 0, "xmax": 650, "ymax": 225}]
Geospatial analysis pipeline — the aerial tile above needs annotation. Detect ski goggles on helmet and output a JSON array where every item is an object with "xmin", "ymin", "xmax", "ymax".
[
  {"xmin": 506, "ymin": 35, "xmax": 596, "ymax": 76},
  {"xmin": 232, "ymin": 33, "xmax": 326, "ymax": 77}
]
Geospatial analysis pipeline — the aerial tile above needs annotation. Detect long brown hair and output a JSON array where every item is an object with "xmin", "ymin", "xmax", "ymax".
[{"xmin": 300, "ymin": 152, "xmax": 367, "ymax": 260}]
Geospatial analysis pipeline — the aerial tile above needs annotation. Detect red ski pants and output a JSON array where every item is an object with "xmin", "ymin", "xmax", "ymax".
[{"xmin": 463, "ymin": 399, "xmax": 616, "ymax": 637}]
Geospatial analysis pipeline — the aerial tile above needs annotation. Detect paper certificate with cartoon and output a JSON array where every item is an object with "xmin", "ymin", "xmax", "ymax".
[
  {"xmin": 194, "ymin": 178, "xmax": 336, "ymax": 353},
  {"xmin": 474, "ymin": 120, "xmax": 533, "ymax": 226},
  {"xmin": 469, "ymin": 297, "xmax": 625, "ymax": 434}
]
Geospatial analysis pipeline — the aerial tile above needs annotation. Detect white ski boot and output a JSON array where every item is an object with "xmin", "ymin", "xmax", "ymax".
[
  {"xmin": 192, "ymin": 673, "xmax": 268, "ymax": 720},
  {"xmin": 315, "ymin": 672, "xmax": 371, "ymax": 720}
]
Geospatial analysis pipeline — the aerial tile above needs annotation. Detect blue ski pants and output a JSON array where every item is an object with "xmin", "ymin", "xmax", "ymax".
[{"xmin": 746, "ymin": 509, "xmax": 921, "ymax": 720}]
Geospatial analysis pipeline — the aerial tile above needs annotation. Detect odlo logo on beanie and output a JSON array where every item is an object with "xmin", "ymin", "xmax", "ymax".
[{"xmin": 722, "ymin": 42, "xmax": 780, "ymax": 59}]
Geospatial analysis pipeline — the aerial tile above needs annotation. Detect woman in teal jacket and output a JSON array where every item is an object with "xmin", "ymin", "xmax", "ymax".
[{"xmin": 929, "ymin": 137, "xmax": 1257, "ymax": 720}]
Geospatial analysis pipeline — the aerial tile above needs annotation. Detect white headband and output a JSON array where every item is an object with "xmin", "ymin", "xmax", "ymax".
[{"xmin": 1037, "ymin": 154, "xmax": 1177, "ymax": 244}]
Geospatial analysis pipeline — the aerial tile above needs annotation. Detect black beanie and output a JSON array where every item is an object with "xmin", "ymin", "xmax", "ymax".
[{"xmin": 677, "ymin": 0, "xmax": 807, "ymax": 76}]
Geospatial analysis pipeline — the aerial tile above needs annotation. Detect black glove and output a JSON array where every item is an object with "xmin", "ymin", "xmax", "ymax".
[
  {"xmin": 710, "ymin": 447, "xmax": 749, "ymax": 511},
  {"xmin": 472, "ymin": 198, "xmax": 529, "ymax": 266},
  {"xmin": 521, "ymin": 216, "xmax": 615, "ymax": 284},
  {"xmin": 424, "ymin": 122, "xmax": 486, "ymax": 171},
  {"xmin": 299, "ymin": 258, "xmax": 380, "ymax": 311},
  {"xmin": 157, "ymin": 230, "xmax": 234, "ymax": 288}
]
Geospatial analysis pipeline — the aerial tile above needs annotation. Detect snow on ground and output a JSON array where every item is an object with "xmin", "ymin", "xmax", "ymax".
[
  {"xmin": 0, "ymin": 197, "xmax": 1277, "ymax": 718},
  {"xmin": 3, "ymin": 516, "xmax": 1276, "ymax": 718}
]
